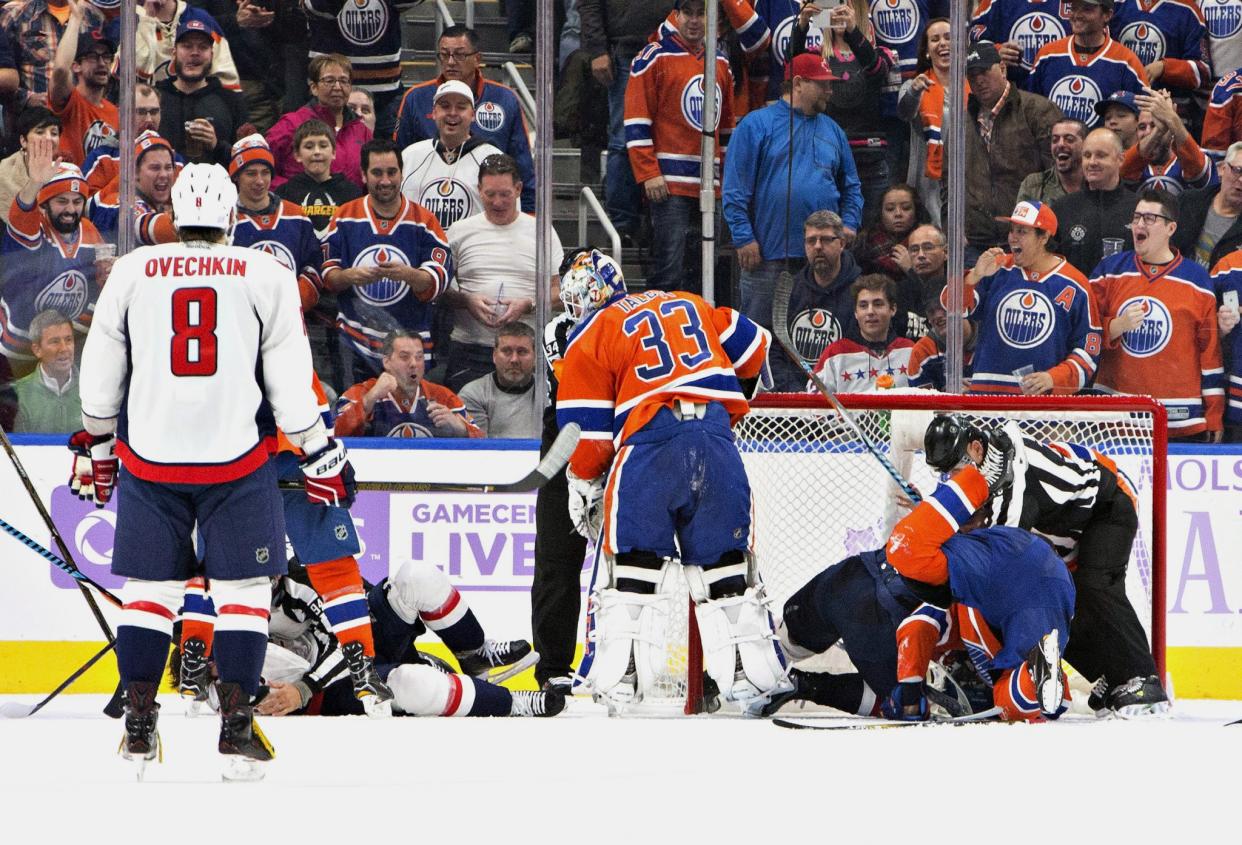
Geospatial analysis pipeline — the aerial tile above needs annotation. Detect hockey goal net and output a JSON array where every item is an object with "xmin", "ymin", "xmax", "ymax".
[{"xmin": 638, "ymin": 392, "xmax": 1167, "ymax": 714}]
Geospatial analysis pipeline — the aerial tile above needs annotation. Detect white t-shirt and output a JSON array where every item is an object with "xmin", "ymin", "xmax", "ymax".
[{"xmin": 446, "ymin": 212, "xmax": 563, "ymax": 346}]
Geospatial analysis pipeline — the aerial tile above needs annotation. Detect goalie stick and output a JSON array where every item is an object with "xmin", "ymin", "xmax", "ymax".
[
  {"xmin": 280, "ymin": 423, "xmax": 582, "ymax": 494},
  {"xmin": 770, "ymin": 273, "xmax": 923, "ymax": 504},
  {"xmin": 773, "ymin": 705, "xmax": 1004, "ymax": 731}
]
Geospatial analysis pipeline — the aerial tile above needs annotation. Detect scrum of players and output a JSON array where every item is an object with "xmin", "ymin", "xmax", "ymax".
[{"xmin": 68, "ymin": 161, "xmax": 1166, "ymax": 780}]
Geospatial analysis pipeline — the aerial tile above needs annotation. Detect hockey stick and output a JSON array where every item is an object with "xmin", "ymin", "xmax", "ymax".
[
  {"xmin": 771, "ymin": 273, "xmax": 923, "ymax": 504},
  {"xmin": 773, "ymin": 705, "xmax": 1005, "ymax": 731},
  {"xmin": 281, "ymin": 423, "xmax": 582, "ymax": 495},
  {"xmin": 0, "ymin": 428, "xmax": 121, "ymax": 630},
  {"xmin": 0, "ymin": 639, "xmax": 116, "ymax": 718},
  {"xmin": 0, "ymin": 516, "xmax": 123, "ymax": 607}
]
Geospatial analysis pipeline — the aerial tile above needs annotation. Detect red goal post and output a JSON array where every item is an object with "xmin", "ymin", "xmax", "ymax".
[{"xmin": 660, "ymin": 392, "xmax": 1167, "ymax": 715}]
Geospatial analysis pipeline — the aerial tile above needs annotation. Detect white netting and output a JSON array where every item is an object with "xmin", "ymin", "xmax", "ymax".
[{"xmin": 644, "ymin": 394, "xmax": 1163, "ymax": 711}]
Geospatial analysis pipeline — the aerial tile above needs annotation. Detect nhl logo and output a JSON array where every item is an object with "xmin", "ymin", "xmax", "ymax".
[
  {"xmin": 255, "ymin": 546, "xmax": 270, "ymax": 564},
  {"xmin": 475, "ymin": 101, "xmax": 506, "ymax": 133},
  {"xmin": 1117, "ymin": 296, "xmax": 1173, "ymax": 358},
  {"xmin": 335, "ymin": 524, "xmax": 349, "ymax": 541},
  {"xmin": 996, "ymin": 289, "xmax": 1054, "ymax": 349}
]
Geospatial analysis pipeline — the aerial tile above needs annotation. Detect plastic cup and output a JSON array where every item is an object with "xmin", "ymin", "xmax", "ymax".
[{"xmin": 1102, "ymin": 238, "xmax": 1125, "ymax": 257}]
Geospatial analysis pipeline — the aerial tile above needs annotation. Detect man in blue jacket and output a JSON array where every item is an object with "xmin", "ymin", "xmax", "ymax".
[{"xmin": 723, "ymin": 52, "xmax": 863, "ymax": 331}]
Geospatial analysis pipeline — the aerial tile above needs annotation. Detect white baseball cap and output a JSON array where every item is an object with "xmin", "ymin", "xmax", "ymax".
[{"xmin": 433, "ymin": 80, "xmax": 475, "ymax": 107}]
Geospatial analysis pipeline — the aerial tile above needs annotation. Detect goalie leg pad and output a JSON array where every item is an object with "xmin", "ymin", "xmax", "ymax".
[
  {"xmin": 689, "ymin": 584, "xmax": 788, "ymax": 703},
  {"xmin": 584, "ymin": 586, "xmax": 671, "ymax": 703}
]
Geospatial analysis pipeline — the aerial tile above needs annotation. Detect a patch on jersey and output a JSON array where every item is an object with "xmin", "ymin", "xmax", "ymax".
[
  {"xmin": 1117, "ymin": 295, "xmax": 1173, "ymax": 358},
  {"xmin": 419, "ymin": 177, "xmax": 473, "ymax": 229},
  {"xmin": 870, "ymin": 0, "xmax": 919, "ymax": 45},
  {"xmin": 995, "ymin": 289, "xmax": 1055, "ymax": 349},
  {"xmin": 387, "ymin": 421, "xmax": 437, "ymax": 438},
  {"xmin": 1068, "ymin": 223, "xmax": 1087, "ymax": 244},
  {"xmin": 35, "ymin": 269, "xmax": 90, "ymax": 319},
  {"xmin": 475, "ymin": 101, "xmax": 506, "ymax": 133},
  {"xmin": 256, "ymin": 546, "xmax": 271, "ymax": 564},
  {"xmin": 431, "ymin": 246, "xmax": 448, "ymax": 265},
  {"xmin": 1205, "ymin": 1, "xmax": 1242, "ymax": 40},
  {"xmin": 790, "ymin": 308, "xmax": 840, "ymax": 363},
  {"xmin": 353, "ymin": 244, "xmax": 411, "ymax": 306},
  {"xmin": 248, "ymin": 240, "xmax": 296, "ymax": 272},
  {"xmin": 337, "ymin": 0, "xmax": 388, "ymax": 47},
  {"xmin": 1011, "ymin": 12, "xmax": 1067, "ymax": 66},
  {"xmin": 83, "ymin": 120, "xmax": 118, "ymax": 157},
  {"xmin": 1118, "ymin": 22, "xmax": 1167, "ymax": 66},
  {"xmin": 680, "ymin": 75, "xmax": 722, "ymax": 133},
  {"xmin": 1047, "ymin": 75, "xmax": 1103, "ymax": 125},
  {"xmin": 334, "ymin": 524, "xmax": 349, "ymax": 540},
  {"xmin": 772, "ymin": 15, "xmax": 822, "ymax": 63}
]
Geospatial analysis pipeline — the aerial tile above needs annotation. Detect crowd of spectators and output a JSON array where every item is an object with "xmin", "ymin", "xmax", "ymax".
[{"xmin": 4, "ymin": 0, "xmax": 1242, "ymax": 443}]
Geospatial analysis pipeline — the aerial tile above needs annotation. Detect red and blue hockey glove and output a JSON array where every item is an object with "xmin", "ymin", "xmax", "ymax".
[
  {"xmin": 299, "ymin": 438, "xmax": 356, "ymax": 508},
  {"xmin": 880, "ymin": 680, "xmax": 928, "ymax": 722},
  {"xmin": 68, "ymin": 430, "xmax": 118, "ymax": 507}
]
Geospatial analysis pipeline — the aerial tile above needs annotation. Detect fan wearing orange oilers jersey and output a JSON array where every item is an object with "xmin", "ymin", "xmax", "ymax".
[
  {"xmin": 951, "ymin": 200, "xmax": 1103, "ymax": 395},
  {"xmin": 883, "ymin": 447, "xmax": 1074, "ymax": 723},
  {"xmin": 1090, "ymin": 187, "xmax": 1224, "ymax": 440},
  {"xmin": 1120, "ymin": 88, "xmax": 1217, "ymax": 197},
  {"xmin": 86, "ymin": 131, "xmax": 181, "ymax": 247},
  {"xmin": 555, "ymin": 249, "xmax": 787, "ymax": 711},
  {"xmin": 653, "ymin": 0, "xmax": 771, "ymax": 116}
]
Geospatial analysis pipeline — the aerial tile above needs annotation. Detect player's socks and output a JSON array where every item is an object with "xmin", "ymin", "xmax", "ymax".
[
  {"xmin": 410, "ymin": 580, "xmax": 485, "ymax": 653},
  {"xmin": 306, "ymin": 556, "xmax": 375, "ymax": 656},
  {"xmin": 211, "ymin": 578, "xmax": 271, "ymax": 698},
  {"xmin": 117, "ymin": 579, "xmax": 184, "ymax": 687}
]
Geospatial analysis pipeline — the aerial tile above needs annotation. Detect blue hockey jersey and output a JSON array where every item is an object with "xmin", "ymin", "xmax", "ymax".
[
  {"xmin": 1027, "ymin": 34, "xmax": 1149, "ymax": 126},
  {"xmin": 868, "ymin": 0, "xmax": 948, "ymax": 113},
  {"xmin": 303, "ymin": 0, "xmax": 421, "ymax": 94},
  {"xmin": 233, "ymin": 198, "xmax": 325, "ymax": 311},
  {"xmin": 1110, "ymin": 0, "xmax": 1209, "ymax": 90},
  {"xmin": 972, "ymin": 1, "xmax": 1071, "ymax": 76},
  {"xmin": 323, "ymin": 195, "xmax": 452, "ymax": 367}
]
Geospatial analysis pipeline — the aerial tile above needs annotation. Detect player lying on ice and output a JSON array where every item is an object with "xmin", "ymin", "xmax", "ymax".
[{"xmin": 171, "ymin": 560, "xmax": 563, "ymax": 718}]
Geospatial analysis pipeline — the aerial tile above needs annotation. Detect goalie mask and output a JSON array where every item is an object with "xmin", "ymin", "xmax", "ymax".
[
  {"xmin": 923, "ymin": 414, "xmax": 985, "ymax": 474},
  {"xmin": 560, "ymin": 249, "xmax": 626, "ymax": 320}
]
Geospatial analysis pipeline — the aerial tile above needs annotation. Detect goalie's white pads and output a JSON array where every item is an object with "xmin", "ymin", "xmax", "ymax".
[
  {"xmin": 388, "ymin": 663, "xmax": 476, "ymax": 717},
  {"xmin": 583, "ymin": 586, "xmax": 673, "ymax": 705},
  {"xmin": 689, "ymin": 583, "xmax": 788, "ymax": 703},
  {"xmin": 566, "ymin": 468, "xmax": 604, "ymax": 541}
]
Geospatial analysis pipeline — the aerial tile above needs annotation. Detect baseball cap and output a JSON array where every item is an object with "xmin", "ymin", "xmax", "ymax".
[
  {"xmin": 784, "ymin": 53, "xmax": 839, "ymax": 83},
  {"xmin": 966, "ymin": 41, "xmax": 1001, "ymax": 73},
  {"xmin": 75, "ymin": 29, "xmax": 116, "ymax": 60},
  {"xmin": 1094, "ymin": 90, "xmax": 1140, "ymax": 119},
  {"xmin": 228, "ymin": 133, "xmax": 275, "ymax": 177},
  {"xmin": 175, "ymin": 18, "xmax": 215, "ymax": 44},
  {"xmin": 37, "ymin": 163, "xmax": 88, "ymax": 206},
  {"xmin": 994, "ymin": 200, "xmax": 1057, "ymax": 236},
  {"xmin": 433, "ymin": 80, "xmax": 475, "ymax": 106}
]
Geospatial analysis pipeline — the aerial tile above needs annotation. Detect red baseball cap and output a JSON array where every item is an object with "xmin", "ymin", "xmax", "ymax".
[
  {"xmin": 994, "ymin": 200, "xmax": 1057, "ymax": 236},
  {"xmin": 785, "ymin": 53, "xmax": 840, "ymax": 83}
]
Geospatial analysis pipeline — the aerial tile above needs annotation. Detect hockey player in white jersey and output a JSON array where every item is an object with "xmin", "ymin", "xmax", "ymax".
[{"xmin": 73, "ymin": 163, "xmax": 356, "ymax": 780}]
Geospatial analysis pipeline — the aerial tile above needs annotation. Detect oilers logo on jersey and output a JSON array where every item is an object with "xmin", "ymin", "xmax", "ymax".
[
  {"xmin": 418, "ymin": 178, "xmax": 473, "ymax": 229},
  {"xmin": 475, "ymin": 101, "xmax": 507, "ymax": 133},
  {"xmin": 385, "ymin": 420, "xmax": 436, "ymax": 438},
  {"xmin": 772, "ymin": 15, "xmax": 822, "ymax": 63},
  {"xmin": 1204, "ymin": 0, "xmax": 1242, "ymax": 40},
  {"xmin": 34, "ymin": 269, "xmax": 90, "ymax": 317},
  {"xmin": 996, "ymin": 290, "xmax": 1055, "ymax": 349},
  {"xmin": 338, "ymin": 0, "xmax": 387, "ymax": 47},
  {"xmin": 791, "ymin": 307, "xmax": 841, "ymax": 364},
  {"xmin": 1118, "ymin": 22, "xmax": 1167, "ymax": 65},
  {"xmin": 1048, "ymin": 75, "xmax": 1102, "ymax": 124},
  {"xmin": 249, "ymin": 240, "xmax": 297, "ymax": 272},
  {"xmin": 1117, "ymin": 296, "xmax": 1173, "ymax": 357},
  {"xmin": 83, "ymin": 120, "xmax": 119, "ymax": 157},
  {"xmin": 870, "ymin": 0, "xmax": 920, "ymax": 45},
  {"xmin": 1010, "ymin": 13, "xmax": 1066, "ymax": 67},
  {"xmin": 353, "ymin": 244, "xmax": 411, "ymax": 306},
  {"xmin": 681, "ymin": 76, "xmax": 723, "ymax": 133}
]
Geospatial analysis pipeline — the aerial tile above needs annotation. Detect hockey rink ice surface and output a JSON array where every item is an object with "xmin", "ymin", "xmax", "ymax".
[{"xmin": 0, "ymin": 694, "xmax": 1237, "ymax": 841}]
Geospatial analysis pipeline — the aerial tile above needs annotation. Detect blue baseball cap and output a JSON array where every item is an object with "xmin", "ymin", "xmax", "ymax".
[{"xmin": 1095, "ymin": 90, "xmax": 1140, "ymax": 120}]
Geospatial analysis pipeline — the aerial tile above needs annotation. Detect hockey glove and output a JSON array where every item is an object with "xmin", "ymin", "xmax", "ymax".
[
  {"xmin": 880, "ymin": 681, "xmax": 928, "ymax": 722},
  {"xmin": 566, "ymin": 468, "xmax": 604, "ymax": 541},
  {"xmin": 979, "ymin": 428, "xmax": 1015, "ymax": 496},
  {"xmin": 68, "ymin": 430, "xmax": 118, "ymax": 507},
  {"xmin": 300, "ymin": 438, "xmax": 356, "ymax": 508}
]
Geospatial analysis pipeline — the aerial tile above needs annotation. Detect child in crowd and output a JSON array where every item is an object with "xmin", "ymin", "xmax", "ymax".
[{"xmin": 274, "ymin": 119, "xmax": 364, "ymax": 238}]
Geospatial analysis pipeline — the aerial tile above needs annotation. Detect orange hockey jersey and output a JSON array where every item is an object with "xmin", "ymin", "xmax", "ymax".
[{"xmin": 556, "ymin": 289, "xmax": 770, "ymax": 480}]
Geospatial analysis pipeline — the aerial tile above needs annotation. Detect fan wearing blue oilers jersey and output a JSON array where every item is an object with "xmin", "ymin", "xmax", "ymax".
[
  {"xmin": 1121, "ymin": 87, "xmax": 1218, "ymax": 196},
  {"xmin": 972, "ymin": 0, "xmax": 1072, "ymax": 82}
]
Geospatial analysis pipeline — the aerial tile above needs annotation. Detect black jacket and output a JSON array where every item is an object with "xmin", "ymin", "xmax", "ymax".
[
  {"xmin": 1173, "ymin": 185, "xmax": 1242, "ymax": 271},
  {"xmin": 157, "ymin": 76, "xmax": 249, "ymax": 166},
  {"xmin": 1050, "ymin": 184, "xmax": 1138, "ymax": 277},
  {"xmin": 578, "ymin": 0, "xmax": 675, "ymax": 56}
]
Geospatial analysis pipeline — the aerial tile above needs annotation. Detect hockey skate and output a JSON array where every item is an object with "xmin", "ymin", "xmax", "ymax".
[
  {"xmin": 1096, "ymin": 675, "xmax": 1170, "ymax": 719},
  {"xmin": 455, "ymin": 639, "xmax": 538, "ymax": 684},
  {"xmin": 509, "ymin": 689, "xmax": 567, "ymax": 718},
  {"xmin": 217, "ymin": 682, "xmax": 275, "ymax": 782},
  {"xmin": 178, "ymin": 637, "xmax": 211, "ymax": 716},
  {"xmin": 118, "ymin": 681, "xmax": 161, "ymax": 781},
  {"xmin": 1027, "ymin": 630, "xmax": 1065, "ymax": 718},
  {"xmin": 341, "ymin": 641, "xmax": 394, "ymax": 718}
]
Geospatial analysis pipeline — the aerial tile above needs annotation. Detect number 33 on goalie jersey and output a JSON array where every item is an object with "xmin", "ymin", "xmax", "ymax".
[{"xmin": 556, "ymin": 290, "xmax": 771, "ymax": 480}]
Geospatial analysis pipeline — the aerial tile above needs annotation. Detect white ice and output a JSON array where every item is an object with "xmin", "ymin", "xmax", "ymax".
[{"xmin": 0, "ymin": 693, "xmax": 1236, "ymax": 842}]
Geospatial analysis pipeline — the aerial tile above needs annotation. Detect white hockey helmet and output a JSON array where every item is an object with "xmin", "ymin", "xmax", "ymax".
[
  {"xmin": 559, "ymin": 249, "xmax": 626, "ymax": 319},
  {"xmin": 171, "ymin": 163, "xmax": 238, "ymax": 234}
]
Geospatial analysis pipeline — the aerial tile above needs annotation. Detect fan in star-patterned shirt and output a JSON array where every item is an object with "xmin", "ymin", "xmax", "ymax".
[{"xmin": 808, "ymin": 274, "xmax": 915, "ymax": 394}]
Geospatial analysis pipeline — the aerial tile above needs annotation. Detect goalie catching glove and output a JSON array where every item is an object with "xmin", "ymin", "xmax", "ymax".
[
  {"xmin": 68, "ymin": 430, "xmax": 118, "ymax": 507},
  {"xmin": 566, "ymin": 468, "xmax": 604, "ymax": 541},
  {"xmin": 300, "ymin": 438, "xmax": 356, "ymax": 508}
]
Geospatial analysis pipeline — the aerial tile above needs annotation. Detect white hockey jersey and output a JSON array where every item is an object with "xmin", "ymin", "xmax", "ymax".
[
  {"xmin": 399, "ymin": 138, "xmax": 504, "ymax": 232},
  {"xmin": 79, "ymin": 241, "xmax": 323, "ymax": 484}
]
